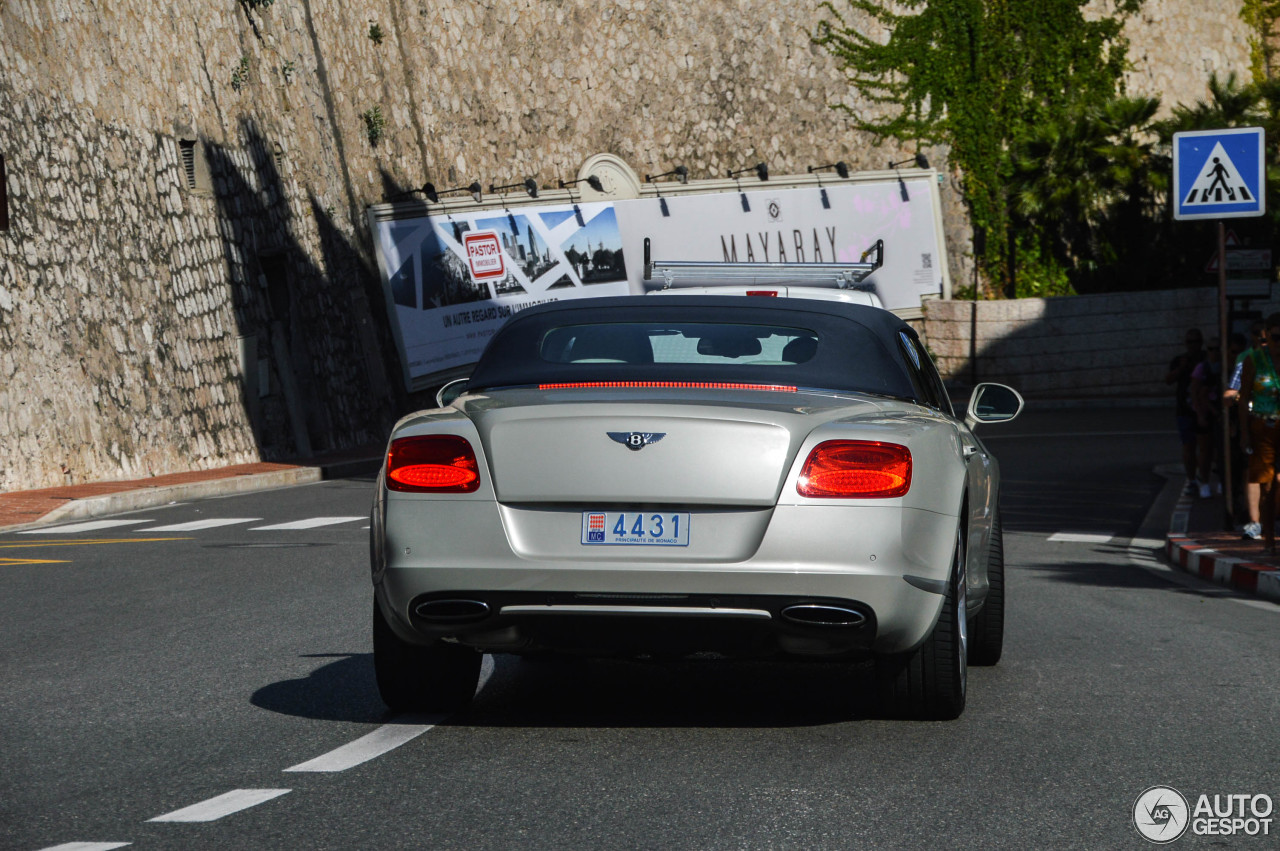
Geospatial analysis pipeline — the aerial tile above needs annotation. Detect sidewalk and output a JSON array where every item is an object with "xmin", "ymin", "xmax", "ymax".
[
  {"xmin": 1165, "ymin": 480, "xmax": 1280, "ymax": 603},
  {"xmin": 0, "ymin": 445, "xmax": 384, "ymax": 534}
]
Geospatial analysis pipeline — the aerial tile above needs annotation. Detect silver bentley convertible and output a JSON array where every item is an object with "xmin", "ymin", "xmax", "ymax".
[{"xmin": 369, "ymin": 295, "xmax": 1022, "ymax": 720}]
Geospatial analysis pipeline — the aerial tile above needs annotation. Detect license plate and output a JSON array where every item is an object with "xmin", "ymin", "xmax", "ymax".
[{"xmin": 581, "ymin": 511, "xmax": 690, "ymax": 546}]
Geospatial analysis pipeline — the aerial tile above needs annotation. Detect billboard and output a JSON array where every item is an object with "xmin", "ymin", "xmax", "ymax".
[
  {"xmin": 372, "ymin": 201, "xmax": 632, "ymax": 388},
  {"xmin": 369, "ymin": 172, "xmax": 948, "ymax": 391},
  {"xmin": 618, "ymin": 180, "xmax": 943, "ymax": 304}
]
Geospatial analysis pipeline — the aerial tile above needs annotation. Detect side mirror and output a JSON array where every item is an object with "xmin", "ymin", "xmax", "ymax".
[
  {"xmin": 965, "ymin": 383, "xmax": 1024, "ymax": 429},
  {"xmin": 435, "ymin": 378, "xmax": 469, "ymax": 408}
]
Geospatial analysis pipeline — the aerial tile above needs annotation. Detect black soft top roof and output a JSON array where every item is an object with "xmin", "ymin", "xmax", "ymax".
[{"xmin": 465, "ymin": 295, "xmax": 919, "ymax": 400}]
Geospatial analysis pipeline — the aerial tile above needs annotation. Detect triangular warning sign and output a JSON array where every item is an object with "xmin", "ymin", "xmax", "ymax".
[
  {"xmin": 1205, "ymin": 230, "xmax": 1242, "ymax": 273},
  {"xmin": 1183, "ymin": 143, "xmax": 1254, "ymax": 206}
]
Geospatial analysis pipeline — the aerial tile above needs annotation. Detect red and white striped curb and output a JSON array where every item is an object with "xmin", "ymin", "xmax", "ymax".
[{"xmin": 1166, "ymin": 494, "xmax": 1280, "ymax": 603}]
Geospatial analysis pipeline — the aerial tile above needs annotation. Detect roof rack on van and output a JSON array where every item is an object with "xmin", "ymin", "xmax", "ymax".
[{"xmin": 641, "ymin": 237, "xmax": 883, "ymax": 290}]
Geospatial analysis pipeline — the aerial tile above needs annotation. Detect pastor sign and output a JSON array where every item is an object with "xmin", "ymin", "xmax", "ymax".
[{"xmin": 463, "ymin": 231, "xmax": 505, "ymax": 281}]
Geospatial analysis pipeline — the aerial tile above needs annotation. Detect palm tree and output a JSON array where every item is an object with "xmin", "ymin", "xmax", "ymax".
[{"xmin": 1009, "ymin": 95, "xmax": 1161, "ymax": 293}]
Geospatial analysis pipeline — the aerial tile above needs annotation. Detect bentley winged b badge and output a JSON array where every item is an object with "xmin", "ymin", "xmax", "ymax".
[{"xmin": 608, "ymin": 432, "xmax": 666, "ymax": 451}]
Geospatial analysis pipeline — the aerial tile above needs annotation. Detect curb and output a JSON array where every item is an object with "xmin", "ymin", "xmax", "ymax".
[
  {"xmin": 1164, "ymin": 492, "xmax": 1280, "ymax": 604},
  {"xmin": 0, "ymin": 454, "xmax": 383, "ymax": 535}
]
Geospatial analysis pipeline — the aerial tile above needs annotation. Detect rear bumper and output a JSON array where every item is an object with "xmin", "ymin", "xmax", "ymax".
[
  {"xmin": 386, "ymin": 589, "xmax": 879, "ymax": 659},
  {"xmin": 374, "ymin": 501, "xmax": 957, "ymax": 657}
]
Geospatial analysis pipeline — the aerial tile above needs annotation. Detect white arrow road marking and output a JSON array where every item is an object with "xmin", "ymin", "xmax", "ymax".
[
  {"xmin": 284, "ymin": 720, "xmax": 441, "ymax": 772},
  {"xmin": 250, "ymin": 516, "xmax": 365, "ymax": 531},
  {"xmin": 147, "ymin": 789, "xmax": 291, "ymax": 823},
  {"xmin": 19, "ymin": 520, "xmax": 151, "ymax": 535},
  {"xmin": 136, "ymin": 518, "xmax": 261, "ymax": 532},
  {"xmin": 1047, "ymin": 532, "xmax": 1115, "ymax": 543},
  {"xmin": 37, "ymin": 844, "xmax": 132, "ymax": 851}
]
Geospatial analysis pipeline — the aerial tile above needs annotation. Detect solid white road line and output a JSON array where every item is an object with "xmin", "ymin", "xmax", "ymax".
[
  {"xmin": 37, "ymin": 843, "xmax": 131, "ymax": 851},
  {"xmin": 146, "ymin": 789, "xmax": 291, "ymax": 823},
  {"xmin": 285, "ymin": 722, "xmax": 438, "ymax": 772},
  {"xmin": 1047, "ymin": 532, "xmax": 1115, "ymax": 543},
  {"xmin": 477, "ymin": 653, "xmax": 494, "ymax": 694},
  {"xmin": 136, "ymin": 518, "xmax": 261, "ymax": 532},
  {"xmin": 19, "ymin": 519, "xmax": 151, "ymax": 535},
  {"xmin": 1230, "ymin": 598, "xmax": 1280, "ymax": 613},
  {"xmin": 250, "ymin": 516, "xmax": 365, "ymax": 531}
]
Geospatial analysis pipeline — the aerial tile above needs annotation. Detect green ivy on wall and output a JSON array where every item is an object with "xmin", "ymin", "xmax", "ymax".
[
  {"xmin": 815, "ymin": 0, "xmax": 1142, "ymax": 297},
  {"xmin": 362, "ymin": 105, "xmax": 387, "ymax": 146},
  {"xmin": 230, "ymin": 56, "xmax": 251, "ymax": 92},
  {"xmin": 1241, "ymin": 0, "xmax": 1280, "ymax": 83}
]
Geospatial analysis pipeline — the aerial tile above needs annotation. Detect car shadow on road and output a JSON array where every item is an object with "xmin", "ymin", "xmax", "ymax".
[
  {"xmin": 250, "ymin": 653, "xmax": 387, "ymax": 723},
  {"xmin": 460, "ymin": 655, "xmax": 883, "ymax": 728},
  {"xmin": 250, "ymin": 652, "xmax": 901, "ymax": 727}
]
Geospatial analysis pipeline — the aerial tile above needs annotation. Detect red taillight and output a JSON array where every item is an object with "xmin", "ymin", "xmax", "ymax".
[
  {"xmin": 386, "ymin": 435, "xmax": 480, "ymax": 493},
  {"xmin": 746, "ymin": 290, "xmax": 778, "ymax": 297},
  {"xmin": 797, "ymin": 440, "xmax": 911, "ymax": 498}
]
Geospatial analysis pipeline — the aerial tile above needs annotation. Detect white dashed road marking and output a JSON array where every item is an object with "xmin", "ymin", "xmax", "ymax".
[
  {"xmin": 285, "ymin": 721, "xmax": 439, "ymax": 772},
  {"xmin": 37, "ymin": 843, "xmax": 131, "ymax": 851},
  {"xmin": 250, "ymin": 516, "xmax": 365, "ymax": 530},
  {"xmin": 20, "ymin": 520, "xmax": 151, "ymax": 535},
  {"xmin": 136, "ymin": 518, "xmax": 262, "ymax": 532},
  {"xmin": 147, "ymin": 789, "xmax": 291, "ymax": 823},
  {"xmin": 1047, "ymin": 532, "xmax": 1115, "ymax": 543},
  {"xmin": 1230, "ymin": 598, "xmax": 1280, "ymax": 613}
]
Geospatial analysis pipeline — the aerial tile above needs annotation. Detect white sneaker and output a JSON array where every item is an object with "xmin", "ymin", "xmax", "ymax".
[
  {"xmin": 1199, "ymin": 482, "xmax": 1212, "ymax": 499},
  {"xmin": 1243, "ymin": 522, "xmax": 1263, "ymax": 540}
]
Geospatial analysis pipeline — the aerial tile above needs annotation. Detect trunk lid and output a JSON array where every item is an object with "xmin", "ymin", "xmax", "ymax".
[{"xmin": 461, "ymin": 388, "xmax": 885, "ymax": 506}]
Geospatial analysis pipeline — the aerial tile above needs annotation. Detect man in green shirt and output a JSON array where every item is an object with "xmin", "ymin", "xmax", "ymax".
[{"xmin": 1237, "ymin": 314, "xmax": 1280, "ymax": 551}]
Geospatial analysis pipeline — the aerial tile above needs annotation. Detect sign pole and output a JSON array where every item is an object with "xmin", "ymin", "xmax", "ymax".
[
  {"xmin": 1173, "ymin": 126, "xmax": 1264, "ymax": 531},
  {"xmin": 1220, "ymin": 220, "xmax": 1233, "ymax": 529}
]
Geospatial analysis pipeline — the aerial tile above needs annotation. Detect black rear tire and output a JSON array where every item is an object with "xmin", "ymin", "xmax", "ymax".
[
  {"xmin": 968, "ymin": 514, "xmax": 1004, "ymax": 666},
  {"xmin": 373, "ymin": 601, "xmax": 482, "ymax": 713},
  {"xmin": 876, "ymin": 526, "xmax": 967, "ymax": 720}
]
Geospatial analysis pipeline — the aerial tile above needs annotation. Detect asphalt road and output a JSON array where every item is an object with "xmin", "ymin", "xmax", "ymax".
[{"xmin": 2, "ymin": 406, "xmax": 1278, "ymax": 850}]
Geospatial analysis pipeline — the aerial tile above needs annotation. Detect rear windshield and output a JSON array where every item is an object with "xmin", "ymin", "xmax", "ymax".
[
  {"xmin": 465, "ymin": 300, "xmax": 918, "ymax": 400},
  {"xmin": 539, "ymin": 323, "xmax": 819, "ymax": 366}
]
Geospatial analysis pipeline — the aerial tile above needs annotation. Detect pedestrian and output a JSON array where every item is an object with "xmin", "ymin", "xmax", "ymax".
[
  {"xmin": 1225, "ymin": 324, "xmax": 1260, "ymax": 406},
  {"xmin": 1190, "ymin": 337, "xmax": 1222, "ymax": 498},
  {"xmin": 1166, "ymin": 328, "xmax": 1205, "ymax": 495},
  {"xmin": 1237, "ymin": 313, "xmax": 1280, "ymax": 550},
  {"xmin": 1224, "ymin": 330, "xmax": 1251, "ymax": 523}
]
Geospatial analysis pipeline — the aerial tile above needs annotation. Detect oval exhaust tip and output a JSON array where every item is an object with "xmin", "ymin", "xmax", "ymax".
[
  {"xmin": 415, "ymin": 599, "xmax": 491, "ymax": 623},
  {"xmin": 781, "ymin": 604, "xmax": 866, "ymax": 628}
]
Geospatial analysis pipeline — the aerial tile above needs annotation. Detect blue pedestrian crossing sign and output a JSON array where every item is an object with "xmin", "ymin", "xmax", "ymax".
[{"xmin": 1173, "ymin": 127, "xmax": 1265, "ymax": 220}]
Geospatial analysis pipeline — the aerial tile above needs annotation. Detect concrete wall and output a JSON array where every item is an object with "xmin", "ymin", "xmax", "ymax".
[
  {"xmin": 0, "ymin": 0, "xmax": 1251, "ymax": 491},
  {"xmin": 924, "ymin": 289, "xmax": 1279, "ymax": 399}
]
